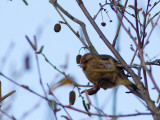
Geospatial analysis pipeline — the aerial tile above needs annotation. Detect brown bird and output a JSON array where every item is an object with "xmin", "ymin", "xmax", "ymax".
[{"xmin": 78, "ymin": 53, "xmax": 143, "ymax": 100}]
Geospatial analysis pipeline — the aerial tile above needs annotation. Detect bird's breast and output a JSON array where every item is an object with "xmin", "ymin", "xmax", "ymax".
[{"xmin": 82, "ymin": 66, "xmax": 102, "ymax": 84}]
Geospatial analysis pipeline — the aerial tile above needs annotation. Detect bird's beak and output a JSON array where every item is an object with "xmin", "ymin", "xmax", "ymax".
[{"xmin": 80, "ymin": 64, "xmax": 86, "ymax": 68}]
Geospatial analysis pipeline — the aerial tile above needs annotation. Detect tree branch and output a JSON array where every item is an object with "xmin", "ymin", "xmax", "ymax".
[
  {"xmin": 75, "ymin": 0, "xmax": 160, "ymax": 119},
  {"xmin": 49, "ymin": 0, "xmax": 98, "ymax": 54}
]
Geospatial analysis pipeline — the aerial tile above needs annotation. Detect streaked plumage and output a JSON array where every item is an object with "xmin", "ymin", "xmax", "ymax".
[{"xmin": 79, "ymin": 53, "xmax": 143, "ymax": 100}]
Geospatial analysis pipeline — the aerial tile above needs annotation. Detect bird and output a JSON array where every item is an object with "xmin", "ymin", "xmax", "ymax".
[{"xmin": 78, "ymin": 53, "xmax": 143, "ymax": 100}]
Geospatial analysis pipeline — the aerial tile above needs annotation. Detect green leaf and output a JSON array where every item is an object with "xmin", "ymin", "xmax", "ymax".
[{"xmin": 82, "ymin": 100, "xmax": 91, "ymax": 116}]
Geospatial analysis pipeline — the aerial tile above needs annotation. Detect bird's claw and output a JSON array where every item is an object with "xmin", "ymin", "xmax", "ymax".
[{"xmin": 81, "ymin": 86, "xmax": 100, "ymax": 95}]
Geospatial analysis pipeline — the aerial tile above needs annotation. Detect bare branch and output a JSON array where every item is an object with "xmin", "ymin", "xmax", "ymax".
[
  {"xmin": 49, "ymin": 0, "xmax": 98, "ymax": 54},
  {"xmin": 0, "ymin": 109, "xmax": 16, "ymax": 120},
  {"xmin": 75, "ymin": 0, "xmax": 160, "ymax": 119},
  {"xmin": 113, "ymin": 0, "xmax": 129, "ymax": 47},
  {"xmin": 134, "ymin": 0, "xmax": 141, "ymax": 46}
]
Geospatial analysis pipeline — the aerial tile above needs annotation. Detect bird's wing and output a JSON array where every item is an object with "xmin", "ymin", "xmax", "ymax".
[
  {"xmin": 99, "ymin": 55, "xmax": 125, "ymax": 69},
  {"xmin": 99, "ymin": 55, "xmax": 118, "ymax": 62}
]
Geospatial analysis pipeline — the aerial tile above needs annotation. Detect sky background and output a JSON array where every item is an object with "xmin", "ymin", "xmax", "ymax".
[{"xmin": 0, "ymin": 0, "xmax": 160, "ymax": 120}]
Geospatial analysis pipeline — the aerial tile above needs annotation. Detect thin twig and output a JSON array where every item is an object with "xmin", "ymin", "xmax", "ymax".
[
  {"xmin": 112, "ymin": 0, "xmax": 128, "ymax": 47},
  {"xmin": 41, "ymin": 53, "xmax": 68, "ymax": 77},
  {"xmin": 93, "ymin": 2, "xmax": 109, "ymax": 20},
  {"xmin": 110, "ymin": 1, "xmax": 138, "ymax": 45},
  {"xmin": 49, "ymin": 0, "xmax": 98, "ymax": 54},
  {"xmin": 0, "ymin": 81, "xmax": 1, "ymax": 102},
  {"xmin": 73, "ymin": 82, "xmax": 93, "ymax": 87},
  {"xmin": 40, "ymin": 52, "xmax": 93, "ymax": 88},
  {"xmin": 25, "ymin": 36, "xmax": 36, "ymax": 50},
  {"xmin": 134, "ymin": 0, "xmax": 141, "ymax": 46},
  {"xmin": 144, "ymin": 15, "xmax": 160, "ymax": 48},
  {"xmin": 35, "ymin": 53, "xmax": 47, "ymax": 98},
  {"xmin": 139, "ymin": 49, "xmax": 160, "ymax": 93},
  {"xmin": 111, "ymin": 2, "xmax": 137, "ymax": 31},
  {"xmin": 130, "ymin": 48, "xmax": 138, "ymax": 65},
  {"xmin": 0, "ymin": 73, "xmax": 48, "ymax": 101},
  {"xmin": 58, "ymin": 104, "xmax": 158, "ymax": 118},
  {"xmin": 47, "ymin": 84, "xmax": 73, "ymax": 119},
  {"xmin": 0, "ymin": 109, "xmax": 16, "ymax": 120},
  {"xmin": 0, "ymin": 90, "xmax": 16, "ymax": 102},
  {"xmin": 25, "ymin": 36, "xmax": 47, "ymax": 98},
  {"xmin": 141, "ymin": 0, "xmax": 151, "ymax": 47},
  {"xmin": 147, "ymin": 0, "xmax": 160, "ymax": 15},
  {"xmin": 143, "ymin": 68, "xmax": 148, "ymax": 90}
]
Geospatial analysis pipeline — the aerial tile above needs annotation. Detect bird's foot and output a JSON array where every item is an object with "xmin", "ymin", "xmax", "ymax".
[{"xmin": 81, "ymin": 85, "xmax": 100, "ymax": 95}]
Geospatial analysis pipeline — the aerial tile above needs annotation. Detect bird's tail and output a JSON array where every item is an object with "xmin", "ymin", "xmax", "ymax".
[
  {"xmin": 118, "ymin": 74, "xmax": 144, "ymax": 101},
  {"xmin": 125, "ymin": 85, "xmax": 144, "ymax": 101}
]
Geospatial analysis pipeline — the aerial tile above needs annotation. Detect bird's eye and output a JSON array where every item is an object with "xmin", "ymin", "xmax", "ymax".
[
  {"xmin": 80, "ymin": 56, "xmax": 93, "ymax": 64},
  {"xmin": 81, "ymin": 60, "xmax": 89, "ymax": 64},
  {"xmin": 83, "ymin": 60, "xmax": 89, "ymax": 64}
]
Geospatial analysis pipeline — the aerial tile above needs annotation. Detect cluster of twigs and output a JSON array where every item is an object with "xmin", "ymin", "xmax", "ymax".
[
  {"xmin": 0, "ymin": 34, "xmax": 158, "ymax": 120},
  {"xmin": 49, "ymin": 0, "xmax": 160, "ymax": 119}
]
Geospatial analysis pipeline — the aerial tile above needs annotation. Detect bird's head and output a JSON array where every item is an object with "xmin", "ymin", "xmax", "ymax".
[{"xmin": 80, "ymin": 53, "xmax": 97, "ymax": 69}]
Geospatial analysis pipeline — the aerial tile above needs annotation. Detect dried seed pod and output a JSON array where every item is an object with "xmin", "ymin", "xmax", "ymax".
[
  {"xmin": 69, "ymin": 91, "xmax": 76, "ymax": 105},
  {"xmin": 101, "ymin": 22, "xmax": 106, "ymax": 27},
  {"xmin": 76, "ymin": 55, "xmax": 82, "ymax": 64},
  {"xmin": 54, "ymin": 23, "xmax": 61, "ymax": 32}
]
